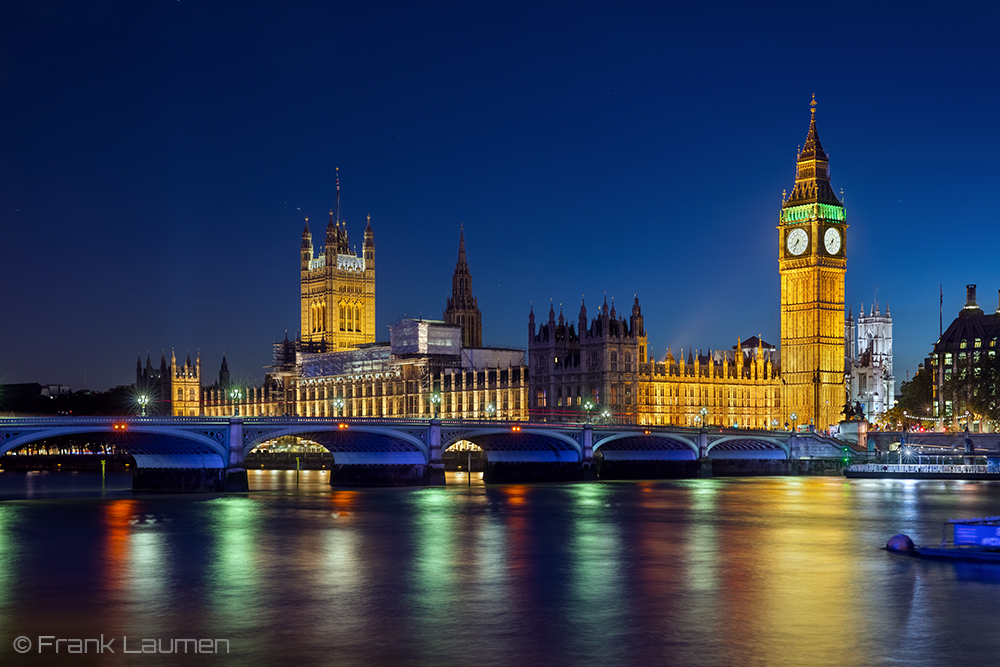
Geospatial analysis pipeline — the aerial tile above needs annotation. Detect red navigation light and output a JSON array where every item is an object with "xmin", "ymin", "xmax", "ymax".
[
  {"xmin": 112, "ymin": 423, "xmax": 127, "ymax": 432},
  {"xmin": 644, "ymin": 430, "xmax": 650, "ymax": 434},
  {"xmin": 338, "ymin": 423, "xmax": 349, "ymax": 430},
  {"xmin": 511, "ymin": 425, "xmax": 521, "ymax": 432}
]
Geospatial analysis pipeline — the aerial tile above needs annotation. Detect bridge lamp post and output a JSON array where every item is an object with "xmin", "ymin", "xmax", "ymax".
[
  {"xmin": 229, "ymin": 388, "xmax": 243, "ymax": 417},
  {"xmin": 771, "ymin": 419, "xmax": 779, "ymax": 430},
  {"xmin": 332, "ymin": 397, "xmax": 345, "ymax": 419},
  {"xmin": 790, "ymin": 412, "xmax": 798, "ymax": 432},
  {"xmin": 137, "ymin": 394, "xmax": 149, "ymax": 418},
  {"xmin": 584, "ymin": 400, "xmax": 594, "ymax": 423},
  {"xmin": 486, "ymin": 402, "xmax": 495, "ymax": 420},
  {"xmin": 429, "ymin": 392, "xmax": 441, "ymax": 419},
  {"xmin": 601, "ymin": 409, "xmax": 611, "ymax": 424},
  {"xmin": 699, "ymin": 406, "xmax": 708, "ymax": 428}
]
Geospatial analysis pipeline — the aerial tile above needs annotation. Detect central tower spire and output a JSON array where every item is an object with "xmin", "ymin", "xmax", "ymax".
[{"xmin": 443, "ymin": 225, "xmax": 482, "ymax": 348}]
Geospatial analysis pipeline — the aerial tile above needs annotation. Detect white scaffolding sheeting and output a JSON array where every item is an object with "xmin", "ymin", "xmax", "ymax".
[
  {"xmin": 301, "ymin": 344, "xmax": 392, "ymax": 378},
  {"xmin": 389, "ymin": 319, "xmax": 462, "ymax": 356}
]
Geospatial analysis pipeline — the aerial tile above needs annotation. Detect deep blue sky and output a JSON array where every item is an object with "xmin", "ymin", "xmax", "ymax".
[{"xmin": 2, "ymin": 1, "xmax": 999, "ymax": 392}]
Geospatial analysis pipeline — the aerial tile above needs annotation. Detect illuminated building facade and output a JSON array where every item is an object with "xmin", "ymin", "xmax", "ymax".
[
  {"xmin": 639, "ymin": 338, "xmax": 782, "ymax": 429},
  {"xmin": 778, "ymin": 97, "xmax": 846, "ymax": 432},
  {"xmin": 170, "ymin": 350, "xmax": 202, "ymax": 417},
  {"xmin": 528, "ymin": 298, "xmax": 782, "ymax": 427},
  {"xmin": 200, "ymin": 320, "xmax": 529, "ymax": 420}
]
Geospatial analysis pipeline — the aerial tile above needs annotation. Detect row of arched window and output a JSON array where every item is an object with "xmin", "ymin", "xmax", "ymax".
[{"xmin": 340, "ymin": 303, "xmax": 363, "ymax": 332}]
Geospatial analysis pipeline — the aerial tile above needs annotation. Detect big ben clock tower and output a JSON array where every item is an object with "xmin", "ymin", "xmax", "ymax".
[{"xmin": 779, "ymin": 96, "xmax": 846, "ymax": 432}]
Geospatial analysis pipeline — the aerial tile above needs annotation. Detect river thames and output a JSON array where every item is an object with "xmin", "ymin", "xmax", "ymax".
[{"xmin": 1, "ymin": 471, "xmax": 998, "ymax": 666}]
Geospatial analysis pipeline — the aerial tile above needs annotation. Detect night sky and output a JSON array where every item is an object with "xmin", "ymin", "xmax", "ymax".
[{"xmin": 2, "ymin": 2, "xmax": 999, "ymax": 393}]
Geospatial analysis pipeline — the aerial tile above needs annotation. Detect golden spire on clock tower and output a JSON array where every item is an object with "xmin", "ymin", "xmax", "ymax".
[{"xmin": 778, "ymin": 96, "xmax": 847, "ymax": 432}]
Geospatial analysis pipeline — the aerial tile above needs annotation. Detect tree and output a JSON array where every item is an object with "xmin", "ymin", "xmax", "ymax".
[{"xmin": 881, "ymin": 365, "xmax": 933, "ymax": 428}]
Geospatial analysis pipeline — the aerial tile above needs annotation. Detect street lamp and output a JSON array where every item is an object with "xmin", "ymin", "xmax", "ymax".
[
  {"xmin": 699, "ymin": 406, "xmax": 708, "ymax": 428},
  {"xmin": 790, "ymin": 412, "xmax": 798, "ymax": 432},
  {"xmin": 332, "ymin": 397, "xmax": 345, "ymax": 418},
  {"xmin": 137, "ymin": 394, "xmax": 149, "ymax": 418},
  {"xmin": 584, "ymin": 400, "xmax": 594, "ymax": 423},
  {"xmin": 771, "ymin": 418, "xmax": 779, "ymax": 430},
  {"xmin": 229, "ymin": 388, "xmax": 243, "ymax": 417},
  {"xmin": 601, "ymin": 409, "xmax": 611, "ymax": 424},
  {"xmin": 429, "ymin": 392, "xmax": 441, "ymax": 418},
  {"xmin": 486, "ymin": 402, "xmax": 496, "ymax": 420}
]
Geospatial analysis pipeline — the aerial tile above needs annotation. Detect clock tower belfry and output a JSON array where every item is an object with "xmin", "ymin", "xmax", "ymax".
[{"xmin": 779, "ymin": 96, "xmax": 847, "ymax": 432}]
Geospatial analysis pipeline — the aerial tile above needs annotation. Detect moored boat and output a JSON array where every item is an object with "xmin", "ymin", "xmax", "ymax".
[
  {"xmin": 887, "ymin": 518, "xmax": 1000, "ymax": 562},
  {"xmin": 845, "ymin": 463, "xmax": 1000, "ymax": 480}
]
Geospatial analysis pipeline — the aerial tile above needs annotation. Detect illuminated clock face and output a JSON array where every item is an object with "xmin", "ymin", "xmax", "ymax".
[
  {"xmin": 824, "ymin": 227, "xmax": 842, "ymax": 254},
  {"xmin": 786, "ymin": 228, "xmax": 808, "ymax": 255}
]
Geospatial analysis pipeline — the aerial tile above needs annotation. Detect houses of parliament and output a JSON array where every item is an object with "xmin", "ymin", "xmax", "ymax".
[{"xmin": 139, "ymin": 99, "xmax": 892, "ymax": 432}]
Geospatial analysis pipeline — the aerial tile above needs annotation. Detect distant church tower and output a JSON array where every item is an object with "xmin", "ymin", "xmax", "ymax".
[
  {"xmin": 300, "ymin": 169, "xmax": 375, "ymax": 351},
  {"xmin": 779, "ymin": 96, "xmax": 847, "ymax": 431},
  {"xmin": 847, "ymin": 300, "xmax": 894, "ymax": 417},
  {"xmin": 443, "ymin": 226, "xmax": 482, "ymax": 348}
]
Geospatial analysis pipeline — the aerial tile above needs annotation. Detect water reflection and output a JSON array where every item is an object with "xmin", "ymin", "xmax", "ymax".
[
  {"xmin": 0, "ymin": 476, "xmax": 997, "ymax": 666},
  {"xmin": 0, "ymin": 504, "xmax": 23, "ymax": 640},
  {"xmin": 207, "ymin": 497, "xmax": 262, "ymax": 640},
  {"xmin": 565, "ymin": 483, "xmax": 626, "ymax": 664}
]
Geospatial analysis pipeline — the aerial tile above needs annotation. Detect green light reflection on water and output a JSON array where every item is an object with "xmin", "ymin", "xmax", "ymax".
[
  {"xmin": 566, "ymin": 484, "xmax": 626, "ymax": 657},
  {"xmin": 126, "ymin": 528, "xmax": 167, "ymax": 620},
  {"xmin": 407, "ymin": 486, "xmax": 459, "ymax": 658},
  {"xmin": 684, "ymin": 480, "xmax": 720, "ymax": 594},
  {"xmin": 0, "ymin": 505, "xmax": 22, "ymax": 638},
  {"xmin": 207, "ymin": 497, "xmax": 261, "ymax": 632},
  {"xmin": 412, "ymin": 487, "xmax": 455, "ymax": 590}
]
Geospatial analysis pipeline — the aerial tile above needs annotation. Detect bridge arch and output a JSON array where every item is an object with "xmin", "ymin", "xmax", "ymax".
[
  {"xmin": 0, "ymin": 424, "xmax": 229, "ymax": 467},
  {"xmin": 706, "ymin": 435, "xmax": 789, "ymax": 459},
  {"xmin": 592, "ymin": 432, "xmax": 699, "ymax": 460},
  {"xmin": 442, "ymin": 428, "xmax": 582, "ymax": 463},
  {"xmin": 244, "ymin": 424, "xmax": 429, "ymax": 465}
]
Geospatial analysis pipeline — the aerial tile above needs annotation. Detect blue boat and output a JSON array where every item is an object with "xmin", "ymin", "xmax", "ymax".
[{"xmin": 887, "ymin": 518, "xmax": 1000, "ymax": 562}]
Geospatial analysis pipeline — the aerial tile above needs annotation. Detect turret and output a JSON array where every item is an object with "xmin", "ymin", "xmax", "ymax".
[
  {"xmin": 630, "ymin": 297, "xmax": 644, "ymax": 338},
  {"xmin": 301, "ymin": 218, "xmax": 313, "ymax": 269},
  {"xmin": 364, "ymin": 215, "xmax": 375, "ymax": 267},
  {"xmin": 528, "ymin": 305, "xmax": 536, "ymax": 339},
  {"xmin": 326, "ymin": 211, "xmax": 337, "ymax": 262},
  {"xmin": 219, "ymin": 355, "xmax": 230, "ymax": 389},
  {"xmin": 578, "ymin": 299, "xmax": 588, "ymax": 339}
]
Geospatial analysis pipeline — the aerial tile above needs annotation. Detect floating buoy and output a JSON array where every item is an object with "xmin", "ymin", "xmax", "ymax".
[{"xmin": 886, "ymin": 534, "xmax": 915, "ymax": 552}]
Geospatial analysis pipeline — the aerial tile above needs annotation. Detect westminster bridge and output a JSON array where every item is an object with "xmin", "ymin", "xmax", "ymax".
[{"xmin": 0, "ymin": 416, "xmax": 857, "ymax": 491}]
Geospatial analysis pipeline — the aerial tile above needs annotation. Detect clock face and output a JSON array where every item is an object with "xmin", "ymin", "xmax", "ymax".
[
  {"xmin": 824, "ymin": 227, "xmax": 842, "ymax": 254},
  {"xmin": 786, "ymin": 228, "xmax": 808, "ymax": 256}
]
